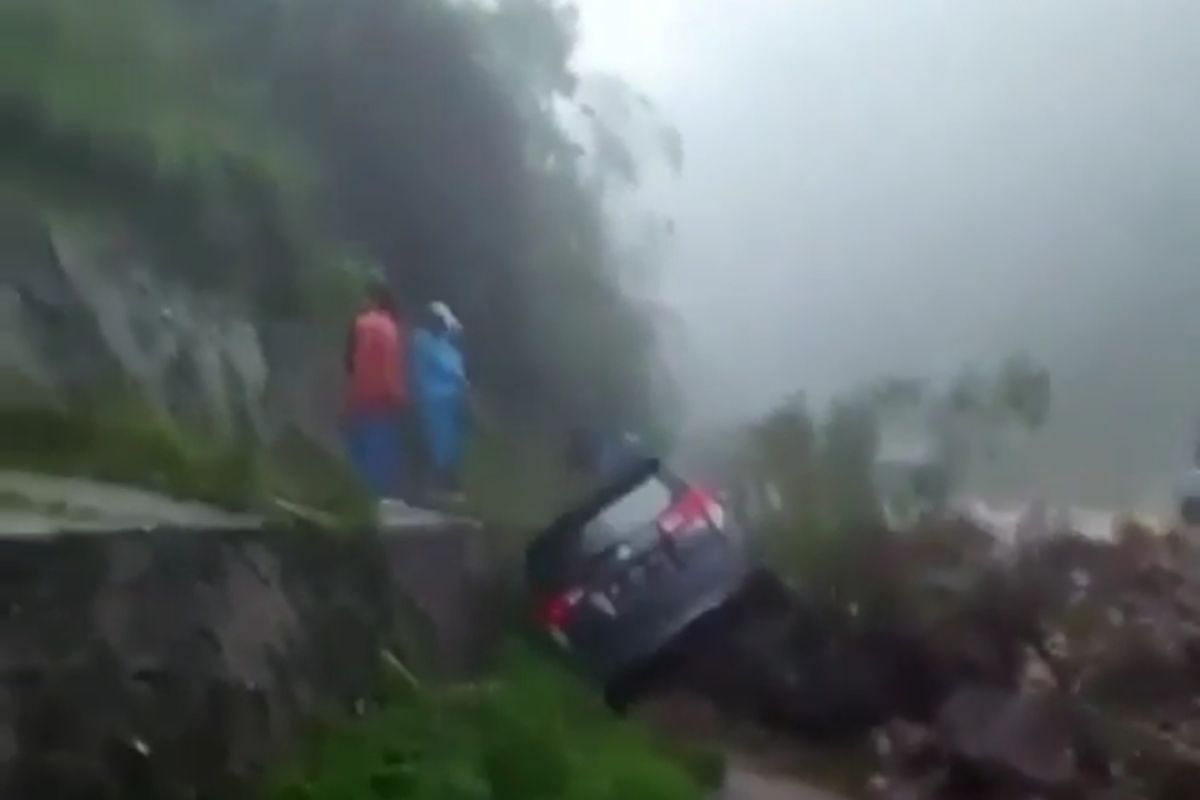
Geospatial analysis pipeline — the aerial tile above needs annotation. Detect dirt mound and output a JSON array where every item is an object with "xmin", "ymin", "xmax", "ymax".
[{"xmin": 662, "ymin": 519, "xmax": 1200, "ymax": 799}]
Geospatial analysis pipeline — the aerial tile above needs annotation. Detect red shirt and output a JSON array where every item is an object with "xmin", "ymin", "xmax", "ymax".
[{"xmin": 344, "ymin": 309, "xmax": 408, "ymax": 414}]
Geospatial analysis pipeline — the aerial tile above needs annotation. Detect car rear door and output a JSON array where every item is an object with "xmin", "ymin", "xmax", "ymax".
[
  {"xmin": 530, "ymin": 468, "xmax": 741, "ymax": 665},
  {"xmin": 575, "ymin": 474, "xmax": 678, "ymax": 618},
  {"xmin": 528, "ymin": 472, "xmax": 676, "ymax": 648}
]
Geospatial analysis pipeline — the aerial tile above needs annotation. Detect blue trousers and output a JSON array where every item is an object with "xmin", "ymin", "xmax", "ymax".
[
  {"xmin": 343, "ymin": 412, "xmax": 402, "ymax": 497},
  {"xmin": 418, "ymin": 396, "xmax": 463, "ymax": 481}
]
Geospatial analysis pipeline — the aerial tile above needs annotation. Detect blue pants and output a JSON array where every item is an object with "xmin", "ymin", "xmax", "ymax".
[
  {"xmin": 343, "ymin": 413, "xmax": 402, "ymax": 497},
  {"xmin": 418, "ymin": 396, "xmax": 463, "ymax": 482}
]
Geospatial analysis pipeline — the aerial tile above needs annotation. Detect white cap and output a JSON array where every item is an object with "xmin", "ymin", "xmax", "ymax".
[{"xmin": 429, "ymin": 301, "xmax": 462, "ymax": 332}]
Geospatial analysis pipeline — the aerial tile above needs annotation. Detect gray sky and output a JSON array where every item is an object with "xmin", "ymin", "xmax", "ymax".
[
  {"xmin": 572, "ymin": 1, "xmax": 1200, "ymax": 504},
  {"xmin": 575, "ymin": 0, "xmax": 1200, "ymax": 414}
]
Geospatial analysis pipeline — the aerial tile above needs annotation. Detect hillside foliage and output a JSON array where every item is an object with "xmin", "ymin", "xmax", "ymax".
[{"xmin": 0, "ymin": 0, "xmax": 679, "ymax": 439}]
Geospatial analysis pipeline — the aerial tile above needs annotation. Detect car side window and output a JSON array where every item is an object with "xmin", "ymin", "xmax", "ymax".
[{"xmin": 582, "ymin": 477, "xmax": 672, "ymax": 552}]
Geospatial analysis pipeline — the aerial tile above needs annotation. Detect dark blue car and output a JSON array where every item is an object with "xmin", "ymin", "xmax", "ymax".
[{"xmin": 525, "ymin": 456, "xmax": 749, "ymax": 706}]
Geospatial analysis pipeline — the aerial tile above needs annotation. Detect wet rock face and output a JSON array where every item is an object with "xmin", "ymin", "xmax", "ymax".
[
  {"xmin": 0, "ymin": 525, "xmax": 495, "ymax": 799},
  {"xmin": 0, "ymin": 212, "xmax": 341, "ymax": 449},
  {"xmin": 1, "ymin": 216, "xmax": 268, "ymax": 436}
]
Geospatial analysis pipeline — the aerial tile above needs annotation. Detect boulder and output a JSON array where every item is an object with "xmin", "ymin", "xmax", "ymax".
[{"xmin": 936, "ymin": 686, "xmax": 1078, "ymax": 789}]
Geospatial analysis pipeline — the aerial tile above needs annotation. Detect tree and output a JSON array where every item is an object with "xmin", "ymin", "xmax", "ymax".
[
  {"xmin": 742, "ymin": 353, "xmax": 1053, "ymax": 553},
  {"xmin": 871, "ymin": 355, "xmax": 1054, "ymax": 507},
  {"xmin": 1, "ymin": 0, "xmax": 681, "ymax": 439},
  {"xmin": 996, "ymin": 353, "xmax": 1052, "ymax": 432},
  {"xmin": 821, "ymin": 397, "xmax": 882, "ymax": 531}
]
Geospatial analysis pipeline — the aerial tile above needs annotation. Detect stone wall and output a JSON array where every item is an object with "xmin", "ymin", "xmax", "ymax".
[{"xmin": 0, "ymin": 523, "xmax": 500, "ymax": 799}]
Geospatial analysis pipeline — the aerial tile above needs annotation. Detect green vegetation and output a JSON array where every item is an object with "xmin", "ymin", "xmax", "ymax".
[
  {"xmin": 0, "ymin": 0, "xmax": 307, "ymax": 298},
  {"xmin": 0, "ymin": 0, "xmax": 679, "ymax": 439},
  {"xmin": 0, "ymin": 383, "xmax": 257, "ymax": 507},
  {"xmin": 1, "ymin": 0, "xmax": 683, "ymax": 523},
  {"xmin": 261, "ymin": 425, "xmax": 374, "ymax": 528},
  {"xmin": 0, "ymin": 383, "xmax": 370, "ymax": 523},
  {"xmin": 462, "ymin": 422, "xmax": 576, "ymax": 533},
  {"xmin": 737, "ymin": 393, "xmax": 880, "ymax": 582},
  {"xmin": 266, "ymin": 646, "xmax": 713, "ymax": 800},
  {"xmin": 1, "ymin": 2, "xmax": 690, "ymax": 790},
  {"xmin": 736, "ymin": 355, "xmax": 1051, "ymax": 584}
]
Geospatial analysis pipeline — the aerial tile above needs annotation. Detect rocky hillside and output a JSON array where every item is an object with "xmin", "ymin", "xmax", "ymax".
[
  {"xmin": 0, "ymin": 0, "xmax": 683, "ymax": 469},
  {"xmin": 2, "ymin": 209, "xmax": 338, "ymax": 448}
]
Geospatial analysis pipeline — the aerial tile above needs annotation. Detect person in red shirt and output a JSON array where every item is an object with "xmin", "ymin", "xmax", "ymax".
[{"xmin": 342, "ymin": 279, "xmax": 410, "ymax": 497}]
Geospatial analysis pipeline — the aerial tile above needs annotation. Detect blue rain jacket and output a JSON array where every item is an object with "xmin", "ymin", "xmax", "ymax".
[{"xmin": 412, "ymin": 327, "xmax": 467, "ymax": 471}]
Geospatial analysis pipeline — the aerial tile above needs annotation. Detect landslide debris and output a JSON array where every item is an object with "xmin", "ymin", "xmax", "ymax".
[{"xmin": 661, "ymin": 517, "xmax": 1200, "ymax": 799}]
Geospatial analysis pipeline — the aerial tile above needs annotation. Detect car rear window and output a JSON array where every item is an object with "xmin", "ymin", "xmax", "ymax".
[
  {"xmin": 580, "ymin": 476, "xmax": 672, "ymax": 553},
  {"xmin": 525, "ymin": 458, "xmax": 666, "ymax": 591}
]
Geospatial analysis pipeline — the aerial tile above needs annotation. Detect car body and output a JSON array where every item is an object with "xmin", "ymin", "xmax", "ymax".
[{"xmin": 525, "ymin": 456, "xmax": 749, "ymax": 694}]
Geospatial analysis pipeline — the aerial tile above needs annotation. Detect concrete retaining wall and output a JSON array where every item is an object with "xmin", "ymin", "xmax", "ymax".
[{"xmin": 0, "ymin": 524, "xmax": 499, "ymax": 799}]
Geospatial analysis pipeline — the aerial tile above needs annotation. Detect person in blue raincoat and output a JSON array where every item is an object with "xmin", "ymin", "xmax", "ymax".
[{"xmin": 412, "ymin": 301, "xmax": 468, "ymax": 497}]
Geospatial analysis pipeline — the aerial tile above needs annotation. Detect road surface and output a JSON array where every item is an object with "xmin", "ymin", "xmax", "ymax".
[{"xmin": 720, "ymin": 760, "xmax": 852, "ymax": 800}]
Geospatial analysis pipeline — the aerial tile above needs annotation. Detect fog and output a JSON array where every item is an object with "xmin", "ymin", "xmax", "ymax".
[{"xmin": 574, "ymin": 0, "xmax": 1200, "ymax": 507}]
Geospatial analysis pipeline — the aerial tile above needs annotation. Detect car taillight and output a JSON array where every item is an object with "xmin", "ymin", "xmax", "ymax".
[
  {"xmin": 657, "ymin": 487, "xmax": 725, "ymax": 537},
  {"xmin": 537, "ymin": 587, "xmax": 584, "ymax": 630}
]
